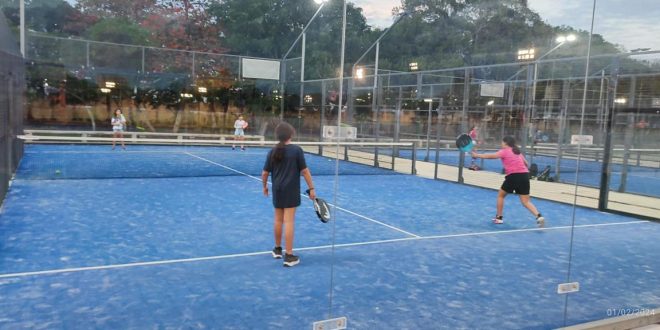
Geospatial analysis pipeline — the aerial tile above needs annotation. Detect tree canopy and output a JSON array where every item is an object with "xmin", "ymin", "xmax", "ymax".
[{"xmin": 2, "ymin": 0, "xmax": 627, "ymax": 77}]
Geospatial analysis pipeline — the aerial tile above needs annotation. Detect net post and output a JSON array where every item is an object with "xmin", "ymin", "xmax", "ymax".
[{"xmin": 344, "ymin": 145, "xmax": 348, "ymax": 161}]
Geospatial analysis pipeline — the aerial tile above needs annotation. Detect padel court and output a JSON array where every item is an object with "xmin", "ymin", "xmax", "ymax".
[{"xmin": 0, "ymin": 143, "xmax": 658, "ymax": 329}]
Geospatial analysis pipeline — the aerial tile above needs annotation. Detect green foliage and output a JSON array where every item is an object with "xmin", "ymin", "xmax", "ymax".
[{"xmin": 85, "ymin": 18, "xmax": 152, "ymax": 45}]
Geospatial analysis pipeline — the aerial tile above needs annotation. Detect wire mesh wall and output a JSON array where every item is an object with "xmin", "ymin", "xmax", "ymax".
[{"xmin": 0, "ymin": 15, "xmax": 25, "ymax": 205}]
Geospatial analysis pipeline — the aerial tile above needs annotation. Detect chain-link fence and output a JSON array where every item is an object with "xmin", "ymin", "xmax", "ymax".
[{"xmin": 0, "ymin": 14, "xmax": 25, "ymax": 205}]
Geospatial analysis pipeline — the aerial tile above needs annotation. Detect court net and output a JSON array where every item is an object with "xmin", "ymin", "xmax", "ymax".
[{"xmin": 17, "ymin": 134, "xmax": 417, "ymax": 180}]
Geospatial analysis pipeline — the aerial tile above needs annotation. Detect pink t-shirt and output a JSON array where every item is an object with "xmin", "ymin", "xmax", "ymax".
[{"xmin": 497, "ymin": 147, "xmax": 529, "ymax": 175}]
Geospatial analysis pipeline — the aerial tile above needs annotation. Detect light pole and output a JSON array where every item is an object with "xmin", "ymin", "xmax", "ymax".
[
  {"xmin": 352, "ymin": 10, "xmax": 410, "ymax": 164},
  {"xmin": 279, "ymin": 0, "xmax": 328, "ymax": 120},
  {"xmin": 519, "ymin": 34, "xmax": 577, "ymax": 152}
]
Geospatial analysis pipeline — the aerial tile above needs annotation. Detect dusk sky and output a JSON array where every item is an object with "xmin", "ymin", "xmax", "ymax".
[
  {"xmin": 62, "ymin": 0, "xmax": 660, "ymax": 52},
  {"xmin": 352, "ymin": 0, "xmax": 660, "ymax": 52}
]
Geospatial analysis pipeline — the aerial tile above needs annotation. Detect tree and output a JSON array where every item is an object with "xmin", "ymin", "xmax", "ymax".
[
  {"xmin": 76, "ymin": 0, "xmax": 157, "ymax": 22},
  {"xmin": 84, "ymin": 18, "xmax": 154, "ymax": 71},
  {"xmin": 207, "ymin": 0, "xmax": 376, "ymax": 79}
]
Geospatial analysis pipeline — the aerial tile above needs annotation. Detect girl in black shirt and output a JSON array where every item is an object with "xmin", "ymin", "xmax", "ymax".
[{"xmin": 262, "ymin": 122, "xmax": 315, "ymax": 267}]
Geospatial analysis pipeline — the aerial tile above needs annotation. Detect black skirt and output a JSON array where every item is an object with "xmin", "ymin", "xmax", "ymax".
[{"xmin": 272, "ymin": 186, "xmax": 302, "ymax": 208}]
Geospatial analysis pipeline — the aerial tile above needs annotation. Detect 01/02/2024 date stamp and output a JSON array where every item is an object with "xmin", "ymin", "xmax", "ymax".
[{"xmin": 607, "ymin": 308, "xmax": 656, "ymax": 317}]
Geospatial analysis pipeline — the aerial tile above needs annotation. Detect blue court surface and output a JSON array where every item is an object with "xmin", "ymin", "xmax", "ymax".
[
  {"xmin": 0, "ymin": 144, "xmax": 658, "ymax": 329},
  {"xmin": 396, "ymin": 148, "xmax": 660, "ymax": 197}
]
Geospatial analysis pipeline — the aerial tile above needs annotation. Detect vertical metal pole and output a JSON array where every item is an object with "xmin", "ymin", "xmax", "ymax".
[
  {"xmin": 279, "ymin": 60, "xmax": 286, "ymax": 120},
  {"xmin": 86, "ymin": 42, "xmax": 90, "ymax": 68},
  {"xmin": 458, "ymin": 68, "xmax": 470, "ymax": 183},
  {"xmin": 320, "ymin": 80, "xmax": 326, "ymax": 153},
  {"xmin": 393, "ymin": 86, "xmax": 403, "ymax": 156},
  {"xmin": 299, "ymin": 33, "xmax": 306, "ymax": 136},
  {"xmin": 192, "ymin": 52, "xmax": 196, "ymax": 82},
  {"xmin": 597, "ymin": 70, "xmax": 605, "ymax": 126},
  {"xmin": 20, "ymin": 0, "xmax": 25, "ymax": 57},
  {"xmin": 434, "ymin": 99, "xmax": 443, "ymax": 180},
  {"xmin": 141, "ymin": 47, "xmax": 145, "ymax": 73},
  {"xmin": 521, "ymin": 63, "xmax": 534, "ymax": 154},
  {"xmin": 618, "ymin": 113, "xmax": 634, "ymax": 192},
  {"xmin": 238, "ymin": 56, "xmax": 243, "ymax": 81},
  {"xmin": 599, "ymin": 59, "xmax": 620, "ymax": 210},
  {"xmin": 555, "ymin": 79, "xmax": 571, "ymax": 180},
  {"xmin": 328, "ymin": 0, "xmax": 348, "ymax": 317},
  {"xmin": 373, "ymin": 42, "xmax": 381, "ymax": 166},
  {"xmin": 628, "ymin": 76, "xmax": 636, "ymax": 108},
  {"xmin": 411, "ymin": 144, "xmax": 417, "ymax": 174},
  {"xmin": 424, "ymin": 99, "xmax": 432, "ymax": 161}
]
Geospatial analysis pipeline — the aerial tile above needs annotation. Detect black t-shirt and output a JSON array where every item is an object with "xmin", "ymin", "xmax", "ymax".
[{"xmin": 263, "ymin": 144, "xmax": 307, "ymax": 198}]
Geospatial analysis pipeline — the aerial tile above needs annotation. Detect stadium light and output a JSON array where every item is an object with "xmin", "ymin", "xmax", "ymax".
[
  {"xmin": 409, "ymin": 62, "xmax": 419, "ymax": 71},
  {"xmin": 556, "ymin": 34, "xmax": 577, "ymax": 44},
  {"xmin": 355, "ymin": 67, "xmax": 365, "ymax": 79},
  {"xmin": 105, "ymin": 81, "xmax": 116, "ymax": 88},
  {"xmin": 198, "ymin": 87, "xmax": 207, "ymax": 94},
  {"xmin": 614, "ymin": 97, "xmax": 627, "ymax": 104},
  {"xmin": 487, "ymin": 100, "xmax": 495, "ymax": 106},
  {"xmin": 100, "ymin": 88, "xmax": 111, "ymax": 94}
]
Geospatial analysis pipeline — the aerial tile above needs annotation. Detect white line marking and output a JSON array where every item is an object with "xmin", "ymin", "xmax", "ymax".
[
  {"xmin": 185, "ymin": 152, "xmax": 420, "ymax": 238},
  {"xmin": 0, "ymin": 220, "xmax": 650, "ymax": 279},
  {"xmin": 184, "ymin": 152, "xmax": 262, "ymax": 180},
  {"xmin": 333, "ymin": 206, "xmax": 420, "ymax": 237}
]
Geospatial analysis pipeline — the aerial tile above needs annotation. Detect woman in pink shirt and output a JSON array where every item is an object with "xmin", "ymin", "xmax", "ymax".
[{"xmin": 471, "ymin": 136, "xmax": 545, "ymax": 227}]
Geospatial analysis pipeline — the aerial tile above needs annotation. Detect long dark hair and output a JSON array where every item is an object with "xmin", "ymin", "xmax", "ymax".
[
  {"xmin": 271, "ymin": 122, "xmax": 295, "ymax": 164},
  {"xmin": 502, "ymin": 136, "xmax": 521, "ymax": 155}
]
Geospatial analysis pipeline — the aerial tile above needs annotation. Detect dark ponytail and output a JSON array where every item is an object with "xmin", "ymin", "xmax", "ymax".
[
  {"xmin": 502, "ymin": 135, "xmax": 521, "ymax": 155},
  {"xmin": 271, "ymin": 122, "xmax": 295, "ymax": 165}
]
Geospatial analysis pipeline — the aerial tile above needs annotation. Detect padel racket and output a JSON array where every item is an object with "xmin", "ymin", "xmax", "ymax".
[
  {"xmin": 305, "ymin": 189, "xmax": 331, "ymax": 223},
  {"xmin": 456, "ymin": 133, "xmax": 475, "ymax": 152}
]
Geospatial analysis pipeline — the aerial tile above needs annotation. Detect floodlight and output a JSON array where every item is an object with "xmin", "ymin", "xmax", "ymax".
[{"xmin": 355, "ymin": 67, "xmax": 365, "ymax": 79}]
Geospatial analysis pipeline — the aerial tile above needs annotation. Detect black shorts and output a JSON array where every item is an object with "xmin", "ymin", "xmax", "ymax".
[{"xmin": 501, "ymin": 173, "xmax": 530, "ymax": 195}]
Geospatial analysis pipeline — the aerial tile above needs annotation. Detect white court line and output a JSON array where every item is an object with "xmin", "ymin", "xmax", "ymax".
[
  {"xmin": 0, "ymin": 220, "xmax": 650, "ymax": 279},
  {"xmin": 184, "ymin": 152, "xmax": 420, "ymax": 238}
]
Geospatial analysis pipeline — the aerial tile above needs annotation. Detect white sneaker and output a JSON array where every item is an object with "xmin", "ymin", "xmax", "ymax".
[
  {"xmin": 492, "ymin": 216, "xmax": 504, "ymax": 224},
  {"xmin": 536, "ymin": 216, "xmax": 545, "ymax": 228}
]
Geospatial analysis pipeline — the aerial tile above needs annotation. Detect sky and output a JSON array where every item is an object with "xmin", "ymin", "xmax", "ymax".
[
  {"xmin": 352, "ymin": 0, "xmax": 660, "ymax": 52},
  {"xmin": 61, "ymin": 0, "xmax": 660, "ymax": 52}
]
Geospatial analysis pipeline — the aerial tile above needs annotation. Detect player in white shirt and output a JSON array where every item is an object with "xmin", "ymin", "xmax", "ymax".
[
  {"xmin": 111, "ymin": 108, "xmax": 127, "ymax": 150},
  {"xmin": 233, "ymin": 115, "xmax": 248, "ymax": 150}
]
